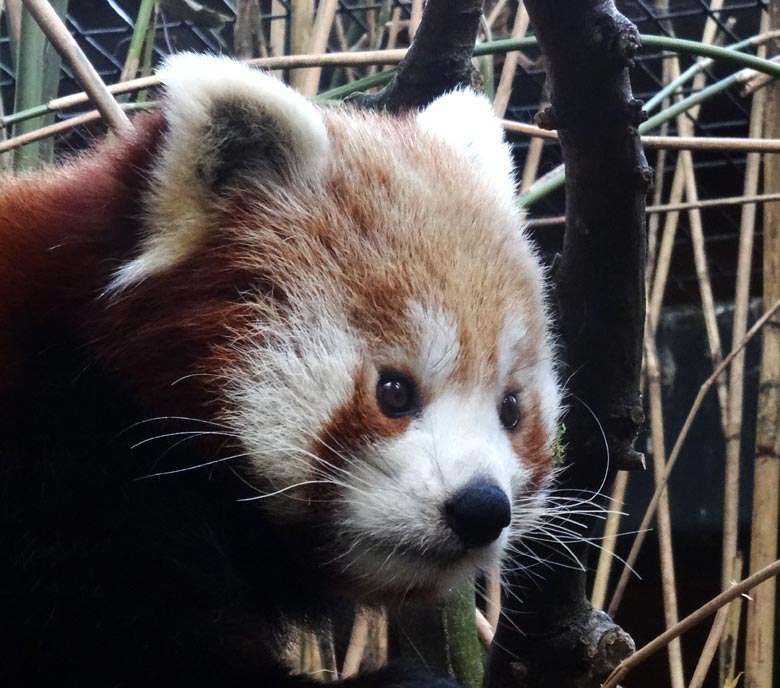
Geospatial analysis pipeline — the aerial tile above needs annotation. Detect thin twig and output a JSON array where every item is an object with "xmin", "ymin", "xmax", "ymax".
[
  {"xmin": 0, "ymin": 104, "xmax": 149, "ymax": 154},
  {"xmin": 608, "ymin": 297, "xmax": 780, "ymax": 616},
  {"xmin": 526, "ymin": 192, "xmax": 780, "ymax": 228},
  {"xmin": 687, "ymin": 554, "xmax": 743, "ymax": 688},
  {"xmin": 503, "ymin": 121, "xmax": 780, "ymax": 152},
  {"xmin": 20, "ymin": 0, "xmax": 132, "ymax": 133}
]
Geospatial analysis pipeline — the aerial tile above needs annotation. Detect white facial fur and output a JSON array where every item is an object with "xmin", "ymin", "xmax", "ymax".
[{"xmin": 110, "ymin": 54, "xmax": 330, "ymax": 292}]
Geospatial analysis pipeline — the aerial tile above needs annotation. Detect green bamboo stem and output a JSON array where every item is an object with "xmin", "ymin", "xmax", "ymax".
[
  {"xmin": 519, "ymin": 70, "xmax": 742, "ymax": 207},
  {"xmin": 641, "ymin": 34, "xmax": 780, "ymax": 78},
  {"xmin": 445, "ymin": 584, "xmax": 485, "ymax": 688},
  {"xmin": 12, "ymin": 0, "xmax": 68, "ymax": 170},
  {"xmin": 643, "ymin": 34, "xmax": 756, "ymax": 112},
  {"xmin": 120, "ymin": 0, "xmax": 156, "ymax": 82}
]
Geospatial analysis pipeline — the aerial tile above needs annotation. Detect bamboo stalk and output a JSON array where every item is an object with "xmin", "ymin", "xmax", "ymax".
[
  {"xmin": 342, "ymin": 608, "xmax": 370, "ymax": 678},
  {"xmin": 608, "ymin": 298, "xmax": 780, "ymax": 616},
  {"xmin": 736, "ymin": 24, "xmax": 771, "ymax": 688},
  {"xmin": 745, "ymin": 9, "xmax": 780, "ymax": 685},
  {"xmin": 6, "ymin": 0, "xmax": 21, "ymax": 66},
  {"xmin": 645, "ymin": 333, "xmax": 685, "ymax": 688},
  {"xmin": 0, "ymin": 103, "xmax": 149, "ymax": 154},
  {"xmin": 603, "ymin": 555, "xmax": 780, "ymax": 688},
  {"xmin": 296, "ymin": 0, "xmax": 338, "ymax": 96},
  {"xmin": 647, "ymin": 57, "xmax": 674, "ymax": 280},
  {"xmin": 268, "ymin": 0, "xmax": 286, "ymax": 64},
  {"xmin": 120, "ymin": 0, "xmax": 155, "ymax": 81},
  {"xmin": 409, "ymin": 0, "xmax": 422, "ymax": 40},
  {"xmin": 738, "ymin": 54, "xmax": 780, "ymax": 96},
  {"xmin": 720, "ymin": 552, "xmax": 746, "ymax": 685},
  {"xmin": 590, "ymin": 471, "xmax": 628, "ymax": 609},
  {"xmin": 332, "ymin": 14, "xmax": 356, "ymax": 82},
  {"xmin": 20, "ymin": 0, "xmax": 131, "ymax": 133},
  {"xmin": 493, "ymin": 2, "xmax": 529, "ymax": 117},
  {"xmin": 504, "ymin": 119, "xmax": 780, "ymax": 152},
  {"xmin": 288, "ymin": 0, "xmax": 314, "ymax": 90},
  {"xmin": 486, "ymin": 0, "xmax": 509, "ymax": 30}
]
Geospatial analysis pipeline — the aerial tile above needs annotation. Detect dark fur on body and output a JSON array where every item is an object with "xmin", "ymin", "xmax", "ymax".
[{"xmin": 1, "ymin": 323, "xmax": 453, "ymax": 687}]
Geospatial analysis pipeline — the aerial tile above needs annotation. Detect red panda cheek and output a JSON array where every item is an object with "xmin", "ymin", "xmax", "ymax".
[
  {"xmin": 511, "ymin": 397, "xmax": 553, "ymax": 487},
  {"xmin": 315, "ymin": 367, "xmax": 411, "ymax": 469}
]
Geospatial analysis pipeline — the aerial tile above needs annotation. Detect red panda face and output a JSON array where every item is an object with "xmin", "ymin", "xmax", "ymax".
[{"xmin": 109, "ymin": 55, "xmax": 561, "ymax": 601}]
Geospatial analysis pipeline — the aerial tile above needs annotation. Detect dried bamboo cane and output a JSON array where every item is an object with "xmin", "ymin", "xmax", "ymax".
[
  {"xmin": 745, "ymin": 8, "xmax": 780, "ymax": 686},
  {"xmin": 590, "ymin": 470, "xmax": 628, "ymax": 610},
  {"xmin": 645, "ymin": 332, "xmax": 685, "ymax": 688},
  {"xmin": 298, "ymin": 0, "xmax": 340, "ymax": 96},
  {"xmin": 289, "ymin": 0, "xmax": 314, "ymax": 91},
  {"xmin": 526, "ymin": 193, "xmax": 780, "ymax": 228},
  {"xmin": 687, "ymin": 552, "xmax": 743, "ymax": 688},
  {"xmin": 268, "ymin": 0, "xmax": 287, "ymax": 65},
  {"xmin": 342, "ymin": 608, "xmax": 370, "ymax": 678},
  {"xmin": 409, "ymin": 0, "xmax": 423, "ymax": 40},
  {"xmin": 733, "ymin": 25, "xmax": 772, "ymax": 688},
  {"xmin": 493, "ymin": 2, "xmax": 528, "ymax": 117}
]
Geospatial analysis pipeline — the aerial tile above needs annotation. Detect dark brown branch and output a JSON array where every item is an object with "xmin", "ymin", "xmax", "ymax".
[
  {"xmin": 487, "ymin": 2, "xmax": 649, "ymax": 687},
  {"xmin": 348, "ymin": 0, "xmax": 483, "ymax": 112}
]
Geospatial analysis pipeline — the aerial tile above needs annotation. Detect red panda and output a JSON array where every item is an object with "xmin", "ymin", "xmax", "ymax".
[{"xmin": 0, "ymin": 54, "xmax": 560, "ymax": 686}]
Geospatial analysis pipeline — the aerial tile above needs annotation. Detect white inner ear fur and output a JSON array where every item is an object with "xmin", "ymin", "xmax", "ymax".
[
  {"xmin": 416, "ymin": 89, "xmax": 518, "ymax": 204},
  {"xmin": 109, "ymin": 53, "xmax": 330, "ymax": 293}
]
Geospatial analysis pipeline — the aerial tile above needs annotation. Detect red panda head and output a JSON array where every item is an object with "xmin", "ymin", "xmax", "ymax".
[{"xmin": 106, "ymin": 54, "xmax": 561, "ymax": 600}]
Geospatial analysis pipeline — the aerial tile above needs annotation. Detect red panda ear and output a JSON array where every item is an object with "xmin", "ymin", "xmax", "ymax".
[
  {"xmin": 416, "ymin": 89, "xmax": 517, "ymax": 204},
  {"xmin": 108, "ymin": 54, "xmax": 329, "ymax": 292}
]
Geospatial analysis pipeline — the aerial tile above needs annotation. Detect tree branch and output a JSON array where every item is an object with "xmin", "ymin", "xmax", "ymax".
[
  {"xmin": 347, "ymin": 0, "xmax": 483, "ymax": 111},
  {"xmin": 487, "ymin": 1, "xmax": 649, "ymax": 686}
]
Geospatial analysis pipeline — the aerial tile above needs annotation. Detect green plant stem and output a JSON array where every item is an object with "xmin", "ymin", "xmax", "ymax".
[
  {"xmin": 640, "ymin": 34, "xmax": 780, "ymax": 78},
  {"xmin": 519, "ymin": 70, "xmax": 744, "ymax": 207},
  {"xmin": 121, "ymin": 0, "xmax": 156, "ymax": 82},
  {"xmin": 644, "ymin": 34, "xmax": 756, "ymax": 112},
  {"xmin": 12, "ymin": 0, "xmax": 68, "ymax": 169},
  {"xmin": 445, "ymin": 584, "xmax": 484, "ymax": 688}
]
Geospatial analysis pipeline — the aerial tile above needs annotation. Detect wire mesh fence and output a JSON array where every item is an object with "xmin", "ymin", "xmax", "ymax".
[{"xmin": 1, "ymin": 0, "xmax": 767, "ymax": 302}]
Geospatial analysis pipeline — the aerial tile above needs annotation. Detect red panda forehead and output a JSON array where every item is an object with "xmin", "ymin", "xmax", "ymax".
[{"xmin": 321, "ymin": 108, "xmax": 511, "ymax": 213}]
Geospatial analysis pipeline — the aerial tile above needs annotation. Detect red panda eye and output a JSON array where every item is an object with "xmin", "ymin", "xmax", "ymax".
[
  {"xmin": 376, "ymin": 373, "xmax": 419, "ymax": 419},
  {"xmin": 499, "ymin": 393, "xmax": 521, "ymax": 431}
]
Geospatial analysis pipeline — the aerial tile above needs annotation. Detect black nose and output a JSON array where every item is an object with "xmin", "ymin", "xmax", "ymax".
[{"xmin": 444, "ymin": 480, "xmax": 512, "ymax": 549}]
